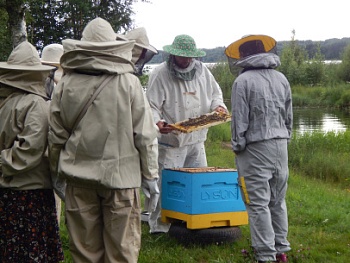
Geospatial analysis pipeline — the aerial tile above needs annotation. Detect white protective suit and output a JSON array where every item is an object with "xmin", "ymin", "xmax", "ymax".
[{"xmin": 146, "ymin": 58, "xmax": 227, "ymax": 233}]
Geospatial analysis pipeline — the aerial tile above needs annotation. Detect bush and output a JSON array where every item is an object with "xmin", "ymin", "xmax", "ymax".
[{"xmin": 208, "ymin": 62, "xmax": 235, "ymax": 101}]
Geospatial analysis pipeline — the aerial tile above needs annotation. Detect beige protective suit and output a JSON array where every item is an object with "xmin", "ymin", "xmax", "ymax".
[{"xmin": 48, "ymin": 18, "xmax": 159, "ymax": 263}]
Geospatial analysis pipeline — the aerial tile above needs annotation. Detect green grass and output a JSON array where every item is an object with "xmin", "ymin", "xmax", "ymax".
[
  {"xmin": 288, "ymin": 131, "xmax": 350, "ymax": 187},
  {"xmin": 59, "ymin": 126, "xmax": 350, "ymax": 262}
]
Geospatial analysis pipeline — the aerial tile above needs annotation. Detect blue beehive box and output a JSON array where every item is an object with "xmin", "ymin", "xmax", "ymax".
[{"xmin": 161, "ymin": 167, "xmax": 246, "ymax": 215}]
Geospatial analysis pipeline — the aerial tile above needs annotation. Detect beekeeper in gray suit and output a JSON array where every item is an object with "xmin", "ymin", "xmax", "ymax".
[{"xmin": 225, "ymin": 35, "xmax": 292, "ymax": 263}]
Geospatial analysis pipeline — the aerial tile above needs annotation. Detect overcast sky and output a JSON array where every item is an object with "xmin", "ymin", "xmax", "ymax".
[{"xmin": 132, "ymin": 0, "xmax": 348, "ymax": 50}]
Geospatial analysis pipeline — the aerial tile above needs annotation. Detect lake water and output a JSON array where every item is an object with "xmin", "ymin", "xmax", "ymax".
[{"xmin": 293, "ymin": 108, "xmax": 350, "ymax": 134}]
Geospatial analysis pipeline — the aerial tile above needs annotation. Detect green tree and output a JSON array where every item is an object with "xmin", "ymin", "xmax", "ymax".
[
  {"xmin": 0, "ymin": 4, "xmax": 12, "ymax": 60},
  {"xmin": 1, "ymin": 0, "xmax": 27, "ymax": 47},
  {"xmin": 209, "ymin": 62, "xmax": 234, "ymax": 102},
  {"xmin": 0, "ymin": 0, "xmax": 149, "ymax": 57},
  {"xmin": 27, "ymin": 0, "xmax": 149, "ymax": 49},
  {"xmin": 305, "ymin": 43, "xmax": 326, "ymax": 85},
  {"xmin": 279, "ymin": 30, "xmax": 308, "ymax": 85},
  {"xmin": 337, "ymin": 44, "xmax": 350, "ymax": 82},
  {"xmin": 26, "ymin": 0, "xmax": 63, "ymax": 49}
]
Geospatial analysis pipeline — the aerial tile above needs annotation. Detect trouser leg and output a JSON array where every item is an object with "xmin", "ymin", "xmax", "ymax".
[
  {"xmin": 65, "ymin": 185, "xmax": 104, "ymax": 263},
  {"xmin": 148, "ymin": 142, "xmax": 207, "ymax": 233},
  {"xmin": 270, "ymin": 140, "xmax": 291, "ymax": 253},
  {"xmin": 236, "ymin": 139, "xmax": 290, "ymax": 262},
  {"xmin": 54, "ymin": 193, "xmax": 62, "ymax": 225},
  {"xmin": 66, "ymin": 185, "xmax": 141, "ymax": 263},
  {"xmin": 102, "ymin": 188, "xmax": 141, "ymax": 263}
]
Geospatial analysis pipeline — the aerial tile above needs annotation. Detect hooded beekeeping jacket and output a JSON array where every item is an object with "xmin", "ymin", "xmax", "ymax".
[
  {"xmin": 146, "ymin": 59, "xmax": 227, "ymax": 147},
  {"xmin": 48, "ymin": 18, "xmax": 159, "ymax": 189},
  {"xmin": 0, "ymin": 41, "xmax": 55, "ymax": 190},
  {"xmin": 231, "ymin": 53, "xmax": 293, "ymax": 153}
]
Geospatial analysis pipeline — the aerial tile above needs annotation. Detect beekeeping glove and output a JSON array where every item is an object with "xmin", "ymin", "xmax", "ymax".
[{"xmin": 141, "ymin": 178, "xmax": 160, "ymax": 212}]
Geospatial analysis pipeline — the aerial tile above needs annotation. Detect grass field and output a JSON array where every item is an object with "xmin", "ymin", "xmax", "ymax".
[{"xmin": 59, "ymin": 126, "xmax": 350, "ymax": 262}]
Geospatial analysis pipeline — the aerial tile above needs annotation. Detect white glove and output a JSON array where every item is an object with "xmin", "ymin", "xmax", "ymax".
[{"xmin": 141, "ymin": 178, "xmax": 160, "ymax": 212}]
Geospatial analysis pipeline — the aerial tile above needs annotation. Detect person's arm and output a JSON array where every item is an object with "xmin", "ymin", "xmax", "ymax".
[
  {"xmin": 132, "ymin": 78, "xmax": 159, "ymax": 181},
  {"xmin": 1, "ymin": 98, "xmax": 49, "ymax": 176},
  {"xmin": 146, "ymin": 67, "xmax": 175, "ymax": 134},
  {"xmin": 231, "ymin": 80, "xmax": 249, "ymax": 153},
  {"xmin": 285, "ymin": 81, "xmax": 293, "ymax": 141},
  {"xmin": 48, "ymin": 82, "xmax": 70, "ymax": 179},
  {"xmin": 146, "ymin": 70, "xmax": 164, "ymax": 124}
]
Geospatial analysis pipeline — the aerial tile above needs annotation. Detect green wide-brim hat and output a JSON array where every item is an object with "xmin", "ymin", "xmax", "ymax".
[
  {"xmin": 225, "ymin": 34, "xmax": 276, "ymax": 59},
  {"xmin": 163, "ymin": 34, "xmax": 206, "ymax": 58}
]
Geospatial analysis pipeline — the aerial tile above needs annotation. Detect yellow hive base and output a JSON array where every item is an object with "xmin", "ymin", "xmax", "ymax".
[{"xmin": 161, "ymin": 209, "xmax": 249, "ymax": 230}]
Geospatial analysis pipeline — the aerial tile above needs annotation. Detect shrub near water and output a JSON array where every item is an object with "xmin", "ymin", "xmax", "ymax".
[
  {"xmin": 291, "ymin": 84, "xmax": 350, "ymax": 108},
  {"xmin": 288, "ymin": 131, "xmax": 350, "ymax": 187}
]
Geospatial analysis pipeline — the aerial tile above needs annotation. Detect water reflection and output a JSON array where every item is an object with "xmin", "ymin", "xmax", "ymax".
[{"xmin": 293, "ymin": 108, "xmax": 350, "ymax": 134}]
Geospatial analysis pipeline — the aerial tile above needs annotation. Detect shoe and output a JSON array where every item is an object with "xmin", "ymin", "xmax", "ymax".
[
  {"xmin": 141, "ymin": 211, "xmax": 150, "ymax": 223},
  {"xmin": 276, "ymin": 253, "xmax": 288, "ymax": 262}
]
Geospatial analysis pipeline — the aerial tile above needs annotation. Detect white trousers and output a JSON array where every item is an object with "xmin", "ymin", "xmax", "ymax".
[{"xmin": 148, "ymin": 142, "xmax": 207, "ymax": 233}]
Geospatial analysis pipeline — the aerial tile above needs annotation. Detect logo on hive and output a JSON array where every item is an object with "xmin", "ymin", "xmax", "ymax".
[
  {"xmin": 167, "ymin": 188, "xmax": 186, "ymax": 201},
  {"xmin": 201, "ymin": 186, "xmax": 239, "ymax": 201}
]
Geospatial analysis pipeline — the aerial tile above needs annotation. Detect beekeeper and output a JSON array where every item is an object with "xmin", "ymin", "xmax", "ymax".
[
  {"xmin": 225, "ymin": 34, "xmax": 292, "ymax": 263},
  {"xmin": 48, "ymin": 18, "xmax": 159, "ymax": 262},
  {"xmin": 41, "ymin": 43, "xmax": 64, "ymax": 225},
  {"xmin": 145, "ymin": 34, "xmax": 227, "ymax": 234},
  {"xmin": 116, "ymin": 27, "xmax": 158, "ymax": 76},
  {"xmin": 0, "ymin": 41, "xmax": 64, "ymax": 262},
  {"xmin": 41, "ymin": 43, "xmax": 64, "ymax": 97}
]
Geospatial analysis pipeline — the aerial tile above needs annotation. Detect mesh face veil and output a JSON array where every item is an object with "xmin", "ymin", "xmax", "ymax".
[
  {"xmin": 225, "ymin": 35, "xmax": 277, "ymax": 75},
  {"xmin": 134, "ymin": 48, "xmax": 156, "ymax": 76},
  {"xmin": 226, "ymin": 45, "xmax": 277, "ymax": 76}
]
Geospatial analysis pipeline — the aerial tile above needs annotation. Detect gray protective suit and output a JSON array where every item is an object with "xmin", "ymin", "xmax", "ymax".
[{"xmin": 231, "ymin": 53, "xmax": 292, "ymax": 262}]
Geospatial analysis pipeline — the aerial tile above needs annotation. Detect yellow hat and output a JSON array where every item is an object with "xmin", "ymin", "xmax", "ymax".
[{"xmin": 225, "ymin": 35, "xmax": 276, "ymax": 59}]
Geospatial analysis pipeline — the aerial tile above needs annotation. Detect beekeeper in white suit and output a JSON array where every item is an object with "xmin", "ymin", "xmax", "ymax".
[{"xmin": 146, "ymin": 34, "xmax": 227, "ymax": 234}]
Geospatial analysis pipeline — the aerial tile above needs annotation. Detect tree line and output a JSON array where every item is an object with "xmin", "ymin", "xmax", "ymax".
[
  {"xmin": 0, "ymin": 0, "xmax": 146, "ymax": 60},
  {"xmin": 150, "ymin": 38, "xmax": 350, "ymax": 64}
]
